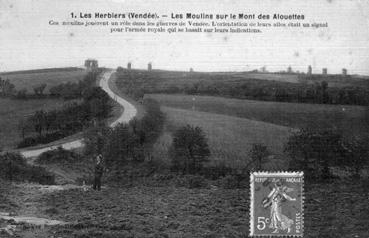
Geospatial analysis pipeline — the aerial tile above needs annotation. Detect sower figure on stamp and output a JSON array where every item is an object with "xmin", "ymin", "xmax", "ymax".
[
  {"xmin": 267, "ymin": 179, "xmax": 296, "ymax": 233},
  {"xmin": 93, "ymin": 154, "xmax": 104, "ymax": 191}
]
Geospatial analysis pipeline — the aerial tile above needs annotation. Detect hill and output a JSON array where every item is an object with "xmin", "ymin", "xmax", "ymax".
[{"xmin": 0, "ymin": 67, "xmax": 86, "ymax": 94}]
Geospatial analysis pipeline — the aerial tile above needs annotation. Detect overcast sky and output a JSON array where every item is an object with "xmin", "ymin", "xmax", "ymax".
[{"xmin": 1, "ymin": 0, "xmax": 369, "ymax": 74}]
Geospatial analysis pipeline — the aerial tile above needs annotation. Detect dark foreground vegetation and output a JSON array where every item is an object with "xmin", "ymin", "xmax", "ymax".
[
  {"xmin": 116, "ymin": 69, "xmax": 369, "ymax": 106},
  {"xmin": 31, "ymin": 177, "xmax": 367, "ymax": 238}
]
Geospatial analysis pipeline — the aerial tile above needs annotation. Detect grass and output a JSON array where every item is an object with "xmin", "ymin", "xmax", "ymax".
[
  {"xmin": 153, "ymin": 106, "xmax": 293, "ymax": 169},
  {"xmin": 1, "ymin": 67, "xmax": 86, "ymax": 94},
  {"xmin": 4, "ymin": 178, "xmax": 363, "ymax": 238},
  {"xmin": 147, "ymin": 94, "xmax": 369, "ymax": 138},
  {"xmin": 0, "ymin": 98, "xmax": 69, "ymax": 150}
]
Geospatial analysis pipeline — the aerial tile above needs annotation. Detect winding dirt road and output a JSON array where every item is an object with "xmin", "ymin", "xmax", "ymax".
[{"xmin": 19, "ymin": 70, "xmax": 137, "ymax": 158}]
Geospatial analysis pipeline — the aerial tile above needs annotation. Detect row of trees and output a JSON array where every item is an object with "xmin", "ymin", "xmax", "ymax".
[
  {"xmin": 18, "ymin": 86, "xmax": 113, "ymax": 148},
  {"xmin": 169, "ymin": 81, "xmax": 369, "ymax": 106},
  {"xmin": 0, "ymin": 76, "xmax": 47, "ymax": 99},
  {"xmin": 49, "ymin": 72, "xmax": 98, "ymax": 99},
  {"xmin": 115, "ymin": 70, "xmax": 369, "ymax": 106},
  {"xmin": 1, "ymin": 71, "xmax": 99, "ymax": 100}
]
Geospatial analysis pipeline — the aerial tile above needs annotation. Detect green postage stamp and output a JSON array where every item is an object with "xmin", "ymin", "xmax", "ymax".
[{"xmin": 250, "ymin": 172, "xmax": 304, "ymax": 237}]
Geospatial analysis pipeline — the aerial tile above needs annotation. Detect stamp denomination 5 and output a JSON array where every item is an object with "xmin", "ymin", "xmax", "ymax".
[{"xmin": 250, "ymin": 172, "xmax": 304, "ymax": 237}]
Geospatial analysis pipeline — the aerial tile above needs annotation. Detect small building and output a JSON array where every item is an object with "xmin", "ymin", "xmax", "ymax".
[
  {"xmin": 307, "ymin": 65, "xmax": 312, "ymax": 75},
  {"xmin": 342, "ymin": 68, "xmax": 347, "ymax": 76},
  {"xmin": 287, "ymin": 66, "xmax": 292, "ymax": 73},
  {"xmin": 148, "ymin": 63, "xmax": 152, "ymax": 71},
  {"xmin": 127, "ymin": 62, "xmax": 131, "ymax": 70},
  {"xmin": 322, "ymin": 68, "xmax": 327, "ymax": 75},
  {"xmin": 84, "ymin": 59, "xmax": 98, "ymax": 71}
]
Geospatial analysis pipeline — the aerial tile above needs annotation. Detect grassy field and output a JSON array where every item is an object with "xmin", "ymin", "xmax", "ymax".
[
  {"xmin": 0, "ymin": 98, "xmax": 68, "ymax": 150},
  {"xmin": 147, "ymin": 94, "xmax": 369, "ymax": 137},
  {"xmin": 153, "ymin": 106, "xmax": 293, "ymax": 169},
  {"xmin": 1, "ymin": 67, "xmax": 86, "ymax": 94}
]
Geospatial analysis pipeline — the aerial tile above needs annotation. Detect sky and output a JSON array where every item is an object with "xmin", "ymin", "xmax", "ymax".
[{"xmin": 1, "ymin": 0, "xmax": 369, "ymax": 75}]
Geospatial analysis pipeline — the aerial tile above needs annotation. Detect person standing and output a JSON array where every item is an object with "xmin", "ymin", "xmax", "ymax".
[{"xmin": 93, "ymin": 154, "xmax": 104, "ymax": 191}]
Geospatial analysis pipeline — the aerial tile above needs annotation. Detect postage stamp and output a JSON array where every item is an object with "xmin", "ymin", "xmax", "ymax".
[{"xmin": 250, "ymin": 172, "xmax": 304, "ymax": 237}]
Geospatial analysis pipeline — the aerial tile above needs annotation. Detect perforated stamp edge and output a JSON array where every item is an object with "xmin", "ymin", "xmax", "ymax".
[{"xmin": 249, "ymin": 171, "xmax": 304, "ymax": 237}]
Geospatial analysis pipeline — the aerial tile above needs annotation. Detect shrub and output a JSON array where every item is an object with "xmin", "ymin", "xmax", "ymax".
[
  {"xmin": 14, "ymin": 88, "xmax": 28, "ymax": 99},
  {"xmin": 0, "ymin": 153, "xmax": 55, "ymax": 184}
]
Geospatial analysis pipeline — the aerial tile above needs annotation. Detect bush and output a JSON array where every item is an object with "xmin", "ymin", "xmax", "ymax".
[
  {"xmin": 14, "ymin": 88, "xmax": 28, "ymax": 99},
  {"xmin": 170, "ymin": 125, "xmax": 210, "ymax": 174},
  {"xmin": 0, "ymin": 153, "xmax": 55, "ymax": 184}
]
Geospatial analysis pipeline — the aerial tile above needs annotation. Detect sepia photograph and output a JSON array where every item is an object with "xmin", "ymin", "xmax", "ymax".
[{"xmin": 0, "ymin": 0, "xmax": 368, "ymax": 237}]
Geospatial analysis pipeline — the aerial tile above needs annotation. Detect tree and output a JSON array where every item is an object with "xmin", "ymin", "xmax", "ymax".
[
  {"xmin": 285, "ymin": 128, "xmax": 343, "ymax": 179},
  {"xmin": 83, "ymin": 87, "xmax": 112, "ymax": 121},
  {"xmin": 170, "ymin": 125, "xmax": 210, "ymax": 174},
  {"xmin": 83, "ymin": 125, "xmax": 109, "ymax": 159},
  {"xmin": 321, "ymin": 81, "xmax": 329, "ymax": 104},
  {"xmin": 249, "ymin": 143, "xmax": 269, "ymax": 171},
  {"xmin": 18, "ymin": 117, "xmax": 28, "ymax": 139},
  {"xmin": 0, "ymin": 78, "xmax": 15, "ymax": 96},
  {"xmin": 31, "ymin": 110, "xmax": 47, "ymax": 137}
]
